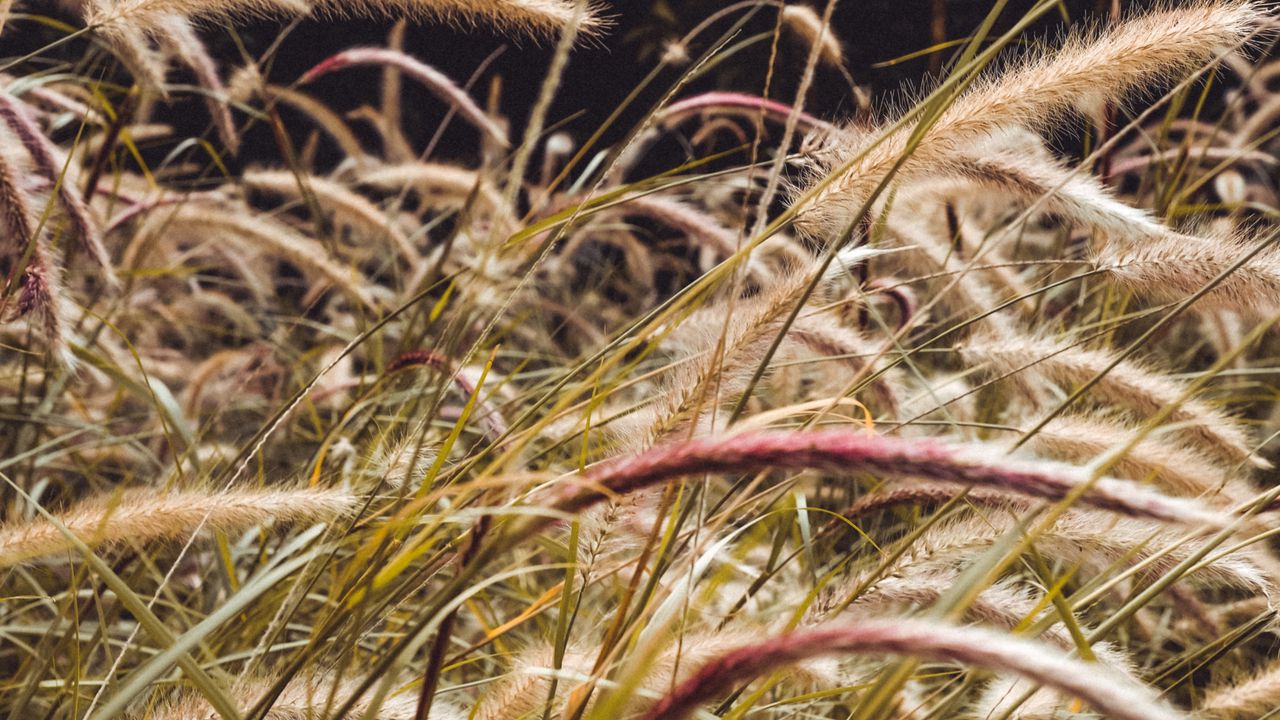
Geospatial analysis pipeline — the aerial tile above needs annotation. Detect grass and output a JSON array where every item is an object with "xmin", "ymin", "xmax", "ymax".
[{"xmin": 3, "ymin": 0, "xmax": 1280, "ymax": 718}]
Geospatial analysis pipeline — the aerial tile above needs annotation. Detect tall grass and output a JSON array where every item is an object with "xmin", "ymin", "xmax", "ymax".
[{"xmin": 3, "ymin": 1, "xmax": 1280, "ymax": 719}]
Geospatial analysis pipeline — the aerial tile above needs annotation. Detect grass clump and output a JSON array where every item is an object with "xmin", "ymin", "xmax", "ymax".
[{"xmin": 5, "ymin": 1, "xmax": 1280, "ymax": 719}]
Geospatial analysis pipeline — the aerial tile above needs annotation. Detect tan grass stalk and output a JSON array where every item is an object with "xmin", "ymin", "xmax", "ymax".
[
  {"xmin": 84, "ymin": 0, "xmax": 604, "ymax": 39},
  {"xmin": 902, "ymin": 512, "xmax": 1272, "ymax": 594},
  {"xmin": 836, "ymin": 571, "xmax": 1132, "ymax": 670},
  {"xmin": 0, "ymin": 486, "xmax": 356, "ymax": 566},
  {"xmin": 944, "ymin": 140, "xmax": 1173, "ymax": 243},
  {"xmin": 973, "ymin": 337, "xmax": 1264, "ymax": 470},
  {"xmin": 152, "ymin": 202, "xmax": 379, "ymax": 311},
  {"xmin": 1024, "ymin": 415, "xmax": 1238, "ymax": 500},
  {"xmin": 795, "ymin": 1, "xmax": 1265, "ymax": 236},
  {"xmin": 638, "ymin": 619, "xmax": 1181, "ymax": 720},
  {"xmin": 1099, "ymin": 229, "xmax": 1280, "ymax": 317},
  {"xmin": 152, "ymin": 13, "xmax": 240, "ymax": 152},
  {"xmin": 475, "ymin": 630, "xmax": 835, "ymax": 720},
  {"xmin": 781, "ymin": 4, "xmax": 844, "ymax": 68},
  {"xmin": 356, "ymin": 162, "xmax": 504, "ymax": 212},
  {"xmin": 136, "ymin": 674, "xmax": 464, "ymax": 719},
  {"xmin": 1198, "ymin": 660, "xmax": 1280, "ymax": 718},
  {"xmin": 0, "ymin": 92, "xmax": 117, "ymax": 286},
  {"xmin": 243, "ymin": 168, "xmax": 419, "ymax": 262}
]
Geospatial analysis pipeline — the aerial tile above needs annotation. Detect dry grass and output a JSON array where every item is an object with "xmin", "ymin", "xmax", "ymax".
[{"xmin": 4, "ymin": 1, "xmax": 1280, "ymax": 719}]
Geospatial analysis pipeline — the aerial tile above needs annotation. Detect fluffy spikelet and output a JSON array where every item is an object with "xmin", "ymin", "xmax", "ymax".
[
  {"xmin": 973, "ymin": 337, "xmax": 1265, "ymax": 469},
  {"xmin": 1099, "ymin": 229, "xmax": 1280, "ymax": 316},
  {"xmin": 545, "ymin": 430, "xmax": 1233, "ymax": 528},
  {"xmin": 244, "ymin": 168, "xmax": 419, "ymax": 262},
  {"xmin": 136, "ymin": 675, "xmax": 465, "ymax": 719},
  {"xmin": 904, "ymin": 512, "xmax": 1274, "ymax": 594},
  {"xmin": 795, "ymin": 1, "xmax": 1265, "ymax": 237},
  {"xmin": 781, "ymin": 4, "xmax": 844, "ymax": 68},
  {"xmin": 146, "ymin": 202, "xmax": 379, "ymax": 311},
  {"xmin": 1199, "ymin": 660, "xmax": 1280, "ymax": 718},
  {"xmin": 0, "ymin": 486, "xmax": 357, "ymax": 566},
  {"xmin": 474, "ymin": 630, "xmax": 833, "ymax": 719},
  {"xmin": 1024, "ymin": 415, "xmax": 1239, "ymax": 500},
  {"xmin": 0, "ymin": 92, "xmax": 117, "ymax": 286},
  {"xmin": 83, "ymin": 0, "xmax": 605, "ymax": 39},
  {"xmin": 638, "ymin": 619, "xmax": 1182, "ymax": 720}
]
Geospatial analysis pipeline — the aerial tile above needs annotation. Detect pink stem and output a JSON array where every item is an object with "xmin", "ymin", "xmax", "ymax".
[
  {"xmin": 545, "ymin": 430, "xmax": 1228, "ymax": 528},
  {"xmin": 640, "ymin": 620, "xmax": 1180, "ymax": 720},
  {"xmin": 299, "ymin": 48, "xmax": 509, "ymax": 149}
]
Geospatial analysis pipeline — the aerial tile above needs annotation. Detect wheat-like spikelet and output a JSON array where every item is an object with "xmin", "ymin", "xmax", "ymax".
[
  {"xmin": 136, "ymin": 674, "xmax": 465, "ymax": 719},
  {"xmin": 0, "ymin": 486, "xmax": 357, "ymax": 566},
  {"xmin": 942, "ymin": 133, "xmax": 1174, "ymax": 243},
  {"xmin": 356, "ymin": 162, "xmax": 505, "ymax": 213},
  {"xmin": 151, "ymin": 13, "xmax": 240, "ymax": 152},
  {"xmin": 794, "ymin": 1, "xmax": 1265, "ymax": 237},
  {"xmin": 243, "ymin": 168, "xmax": 419, "ymax": 262},
  {"xmin": 1023, "ymin": 415, "xmax": 1240, "ymax": 500},
  {"xmin": 1198, "ymin": 660, "xmax": 1280, "ymax": 718},
  {"xmin": 899, "ymin": 512, "xmax": 1273, "ymax": 594},
  {"xmin": 0, "ymin": 92, "xmax": 117, "ymax": 286},
  {"xmin": 781, "ymin": 4, "xmax": 844, "ymax": 69},
  {"xmin": 639, "ymin": 619, "xmax": 1182, "ymax": 720},
  {"xmin": 540, "ymin": 430, "xmax": 1233, "ymax": 529},
  {"xmin": 972, "ymin": 337, "xmax": 1265, "ymax": 470},
  {"xmin": 146, "ymin": 202, "xmax": 379, "ymax": 311},
  {"xmin": 83, "ymin": 0, "xmax": 605, "ymax": 42},
  {"xmin": 1099, "ymin": 229, "xmax": 1280, "ymax": 317}
]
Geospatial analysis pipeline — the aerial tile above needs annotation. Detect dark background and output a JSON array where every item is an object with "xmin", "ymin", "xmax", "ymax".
[
  {"xmin": 231, "ymin": 0, "xmax": 1137, "ymax": 164},
  {"xmin": 9, "ymin": 1, "xmax": 1160, "ymax": 167}
]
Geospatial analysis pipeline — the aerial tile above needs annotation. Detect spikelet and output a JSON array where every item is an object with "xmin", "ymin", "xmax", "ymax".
[
  {"xmin": 638, "ymin": 619, "xmax": 1181, "ymax": 720},
  {"xmin": 1198, "ymin": 660, "xmax": 1280, "ymax": 718},
  {"xmin": 0, "ymin": 92, "xmax": 117, "ymax": 286},
  {"xmin": 1099, "ymin": 229, "xmax": 1280, "ymax": 317},
  {"xmin": 82, "ymin": 0, "xmax": 606, "ymax": 42},
  {"xmin": 781, "ymin": 4, "xmax": 844, "ymax": 69},
  {"xmin": 474, "ymin": 629, "xmax": 836, "ymax": 720},
  {"xmin": 135, "ymin": 674, "xmax": 464, "ymax": 719},
  {"xmin": 1023, "ymin": 414, "xmax": 1240, "ymax": 500},
  {"xmin": 243, "ymin": 168, "xmax": 419, "ymax": 262},
  {"xmin": 0, "ymin": 486, "xmax": 356, "ymax": 566},
  {"xmin": 971, "ymin": 337, "xmax": 1265, "ymax": 470},
  {"xmin": 899, "ymin": 512, "xmax": 1273, "ymax": 594},
  {"xmin": 151, "ymin": 13, "xmax": 240, "ymax": 152},
  {"xmin": 142, "ymin": 201, "xmax": 379, "ymax": 311},
  {"xmin": 795, "ymin": 1, "xmax": 1265, "ymax": 237},
  {"xmin": 543, "ymin": 430, "xmax": 1233, "ymax": 529}
]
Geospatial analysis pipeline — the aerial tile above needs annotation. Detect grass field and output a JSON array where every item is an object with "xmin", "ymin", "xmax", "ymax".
[{"xmin": 4, "ymin": 1, "xmax": 1280, "ymax": 718}]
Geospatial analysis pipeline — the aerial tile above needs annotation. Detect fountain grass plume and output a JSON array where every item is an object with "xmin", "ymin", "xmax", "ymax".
[{"xmin": 637, "ymin": 619, "xmax": 1182, "ymax": 720}]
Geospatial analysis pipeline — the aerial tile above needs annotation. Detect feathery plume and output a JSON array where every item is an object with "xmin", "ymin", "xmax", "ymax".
[
  {"xmin": 1199, "ymin": 660, "xmax": 1280, "ymax": 718},
  {"xmin": 0, "ymin": 92, "xmax": 117, "ymax": 286},
  {"xmin": 244, "ymin": 168, "xmax": 419, "ymax": 262},
  {"xmin": 1099, "ymin": 229, "xmax": 1280, "ymax": 317},
  {"xmin": 1024, "ymin": 415, "xmax": 1239, "ymax": 500},
  {"xmin": 638, "ymin": 619, "xmax": 1182, "ymax": 720},
  {"xmin": 781, "ymin": 4, "xmax": 845, "ymax": 69},
  {"xmin": 135, "ymin": 674, "xmax": 464, "ymax": 719},
  {"xmin": 82, "ymin": 0, "xmax": 605, "ymax": 40},
  {"xmin": 544, "ymin": 430, "xmax": 1233, "ymax": 528},
  {"xmin": 972, "ymin": 337, "xmax": 1265, "ymax": 469},
  {"xmin": 0, "ymin": 486, "xmax": 356, "ymax": 566},
  {"xmin": 795, "ymin": 1, "xmax": 1266, "ymax": 237}
]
